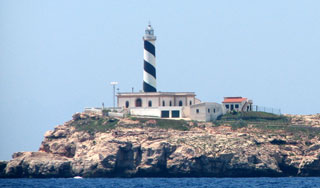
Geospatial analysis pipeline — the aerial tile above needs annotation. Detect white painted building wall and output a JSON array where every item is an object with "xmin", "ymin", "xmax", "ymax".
[
  {"xmin": 130, "ymin": 106, "xmax": 184, "ymax": 118},
  {"xmin": 130, "ymin": 107, "xmax": 161, "ymax": 117},
  {"xmin": 182, "ymin": 106, "xmax": 191, "ymax": 118},
  {"xmin": 117, "ymin": 92, "xmax": 196, "ymax": 108},
  {"xmin": 190, "ymin": 103, "xmax": 224, "ymax": 121},
  {"xmin": 159, "ymin": 96, "xmax": 174, "ymax": 106}
]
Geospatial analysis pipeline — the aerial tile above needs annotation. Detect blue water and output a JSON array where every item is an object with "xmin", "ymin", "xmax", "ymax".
[{"xmin": 1, "ymin": 178, "xmax": 320, "ymax": 188}]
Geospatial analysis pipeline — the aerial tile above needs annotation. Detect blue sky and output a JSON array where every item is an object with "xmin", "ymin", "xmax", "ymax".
[{"xmin": 1, "ymin": 0, "xmax": 319, "ymax": 160}]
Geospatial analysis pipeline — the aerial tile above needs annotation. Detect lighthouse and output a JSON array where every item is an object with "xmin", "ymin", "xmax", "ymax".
[
  {"xmin": 116, "ymin": 24, "xmax": 227, "ymax": 122},
  {"xmin": 143, "ymin": 24, "xmax": 157, "ymax": 92}
]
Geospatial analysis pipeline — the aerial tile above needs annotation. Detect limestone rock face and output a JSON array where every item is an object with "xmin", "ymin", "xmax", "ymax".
[
  {"xmin": 3, "ymin": 114, "xmax": 320, "ymax": 178},
  {"xmin": 0, "ymin": 161, "xmax": 8, "ymax": 178},
  {"xmin": 288, "ymin": 114, "xmax": 320, "ymax": 127},
  {"xmin": 5, "ymin": 152, "xmax": 72, "ymax": 178}
]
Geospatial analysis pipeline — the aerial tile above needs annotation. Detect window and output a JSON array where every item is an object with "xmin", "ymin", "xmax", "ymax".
[
  {"xmin": 235, "ymin": 104, "xmax": 239, "ymax": 109},
  {"xmin": 231, "ymin": 104, "xmax": 234, "ymax": 110},
  {"xmin": 148, "ymin": 100, "xmax": 152, "ymax": 107},
  {"xmin": 171, "ymin": 110, "xmax": 180, "ymax": 118},
  {"xmin": 169, "ymin": 101, "xmax": 172, "ymax": 106},
  {"xmin": 214, "ymin": 108, "xmax": 216, "ymax": 113},
  {"xmin": 189, "ymin": 101, "xmax": 192, "ymax": 105},
  {"xmin": 225, "ymin": 104, "xmax": 229, "ymax": 109},
  {"xmin": 179, "ymin": 100, "xmax": 183, "ymax": 106},
  {"xmin": 208, "ymin": 108, "xmax": 210, "ymax": 113},
  {"xmin": 161, "ymin": 111, "xmax": 170, "ymax": 118},
  {"xmin": 135, "ymin": 98, "xmax": 142, "ymax": 107},
  {"xmin": 196, "ymin": 109, "xmax": 199, "ymax": 114},
  {"xmin": 125, "ymin": 101, "xmax": 129, "ymax": 108},
  {"xmin": 162, "ymin": 100, "xmax": 165, "ymax": 106}
]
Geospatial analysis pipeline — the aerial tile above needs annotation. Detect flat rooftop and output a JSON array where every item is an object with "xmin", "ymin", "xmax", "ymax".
[{"xmin": 117, "ymin": 92, "xmax": 196, "ymax": 97}]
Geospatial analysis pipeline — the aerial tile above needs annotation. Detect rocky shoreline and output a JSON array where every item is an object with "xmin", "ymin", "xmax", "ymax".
[{"xmin": 1, "ymin": 113, "xmax": 320, "ymax": 178}]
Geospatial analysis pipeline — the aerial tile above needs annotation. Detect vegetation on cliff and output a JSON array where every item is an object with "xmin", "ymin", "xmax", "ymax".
[
  {"xmin": 1, "ymin": 112, "xmax": 320, "ymax": 178},
  {"xmin": 68, "ymin": 111, "xmax": 320, "ymax": 141},
  {"xmin": 219, "ymin": 111, "xmax": 289, "ymax": 121},
  {"xmin": 70, "ymin": 113, "xmax": 190, "ymax": 133},
  {"xmin": 213, "ymin": 112, "xmax": 320, "ymax": 139},
  {"xmin": 70, "ymin": 115, "xmax": 119, "ymax": 133}
]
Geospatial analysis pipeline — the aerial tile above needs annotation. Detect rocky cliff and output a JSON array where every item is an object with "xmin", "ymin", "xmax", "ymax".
[{"xmin": 1, "ymin": 113, "xmax": 320, "ymax": 178}]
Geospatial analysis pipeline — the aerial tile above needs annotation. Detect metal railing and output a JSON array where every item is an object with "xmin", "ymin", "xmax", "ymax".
[{"xmin": 252, "ymin": 105, "xmax": 281, "ymax": 115}]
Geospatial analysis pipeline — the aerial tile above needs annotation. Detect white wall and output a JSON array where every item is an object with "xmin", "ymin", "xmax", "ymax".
[
  {"xmin": 130, "ymin": 106, "xmax": 184, "ymax": 118},
  {"xmin": 190, "ymin": 103, "xmax": 224, "ymax": 121},
  {"xmin": 118, "ymin": 94, "xmax": 196, "ymax": 108},
  {"xmin": 182, "ymin": 106, "xmax": 191, "ymax": 118},
  {"xmin": 187, "ymin": 96, "xmax": 195, "ymax": 106},
  {"xmin": 130, "ymin": 108, "xmax": 161, "ymax": 117},
  {"xmin": 159, "ymin": 96, "xmax": 174, "ymax": 106}
]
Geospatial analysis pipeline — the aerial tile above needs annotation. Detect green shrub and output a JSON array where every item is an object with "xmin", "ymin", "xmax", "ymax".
[
  {"xmin": 154, "ymin": 119, "xmax": 189, "ymax": 131},
  {"xmin": 231, "ymin": 110, "xmax": 238, "ymax": 115},
  {"xmin": 191, "ymin": 120, "xmax": 199, "ymax": 127},
  {"xmin": 125, "ymin": 118, "xmax": 190, "ymax": 131},
  {"xmin": 230, "ymin": 120, "xmax": 248, "ymax": 130},
  {"xmin": 71, "ymin": 118, "xmax": 119, "ymax": 133},
  {"xmin": 241, "ymin": 112, "xmax": 286, "ymax": 121},
  {"xmin": 129, "ymin": 116, "xmax": 137, "ymax": 121},
  {"xmin": 219, "ymin": 112, "xmax": 288, "ymax": 122},
  {"xmin": 212, "ymin": 120, "xmax": 222, "ymax": 127},
  {"xmin": 219, "ymin": 113, "xmax": 241, "ymax": 121}
]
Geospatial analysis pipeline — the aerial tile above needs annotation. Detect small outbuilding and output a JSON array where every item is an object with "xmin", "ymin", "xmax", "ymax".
[
  {"xmin": 190, "ymin": 102, "xmax": 225, "ymax": 122},
  {"xmin": 222, "ymin": 97, "xmax": 253, "ymax": 112}
]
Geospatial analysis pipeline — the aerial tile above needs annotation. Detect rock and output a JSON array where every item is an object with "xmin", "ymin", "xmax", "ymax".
[
  {"xmin": 80, "ymin": 113, "xmax": 89, "ymax": 119},
  {"xmin": 0, "ymin": 161, "xmax": 8, "ymax": 178},
  {"xmin": 307, "ymin": 144, "xmax": 320, "ymax": 152},
  {"xmin": 288, "ymin": 114, "xmax": 320, "ymax": 127},
  {"xmin": 270, "ymin": 139, "xmax": 287, "ymax": 145},
  {"xmin": 72, "ymin": 113, "xmax": 81, "ymax": 121},
  {"xmin": 5, "ymin": 152, "xmax": 72, "ymax": 178},
  {"xmin": 53, "ymin": 130, "xmax": 67, "ymax": 138},
  {"xmin": 12, "ymin": 152, "xmax": 24, "ymax": 159},
  {"xmin": 44, "ymin": 130, "xmax": 54, "ymax": 138},
  {"xmin": 145, "ymin": 120, "xmax": 156, "ymax": 125},
  {"xmin": 299, "ymin": 157, "xmax": 320, "ymax": 176},
  {"xmin": 3, "ymin": 114, "xmax": 320, "ymax": 178}
]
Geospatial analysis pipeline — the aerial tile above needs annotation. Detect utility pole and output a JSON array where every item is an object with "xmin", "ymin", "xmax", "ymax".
[{"xmin": 110, "ymin": 82, "xmax": 118, "ymax": 110}]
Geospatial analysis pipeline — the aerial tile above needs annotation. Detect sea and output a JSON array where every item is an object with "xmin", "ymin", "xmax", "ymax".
[{"xmin": 1, "ymin": 177, "xmax": 320, "ymax": 188}]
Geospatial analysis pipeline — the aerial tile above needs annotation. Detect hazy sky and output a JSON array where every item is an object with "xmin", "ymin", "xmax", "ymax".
[{"xmin": 1, "ymin": 0, "xmax": 319, "ymax": 160}]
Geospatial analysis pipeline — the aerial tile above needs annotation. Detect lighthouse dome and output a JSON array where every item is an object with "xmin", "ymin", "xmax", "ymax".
[{"xmin": 145, "ymin": 24, "xmax": 154, "ymax": 36}]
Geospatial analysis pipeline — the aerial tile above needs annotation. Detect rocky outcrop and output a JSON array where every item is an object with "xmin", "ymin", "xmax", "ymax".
[
  {"xmin": 288, "ymin": 114, "xmax": 320, "ymax": 127},
  {"xmin": 4, "ymin": 152, "xmax": 72, "ymax": 178},
  {"xmin": 0, "ymin": 161, "xmax": 8, "ymax": 178},
  {"xmin": 2, "ymin": 114, "xmax": 320, "ymax": 178}
]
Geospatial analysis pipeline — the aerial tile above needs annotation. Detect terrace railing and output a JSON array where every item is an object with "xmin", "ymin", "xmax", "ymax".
[{"xmin": 252, "ymin": 105, "xmax": 281, "ymax": 115}]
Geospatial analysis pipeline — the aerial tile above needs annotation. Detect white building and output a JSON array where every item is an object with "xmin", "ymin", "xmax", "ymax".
[
  {"xmin": 117, "ymin": 92, "xmax": 197, "ymax": 108},
  {"xmin": 117, "ymin": 92, "xmax": 201, "ymax": 119},
  {"xmin": 111, "ymin": 25, "xmax": 243, "ymax": 122},
  {"xmin": 190, "ymin": 102, "xmax": 225, "ymax": 122},
  {"xmin": 117, "ymin": 92, "xmax": 227, "ymax": 121},
  {"xmin": 222, "ymin": 97, "xmax": 253, "ymax": 112}
]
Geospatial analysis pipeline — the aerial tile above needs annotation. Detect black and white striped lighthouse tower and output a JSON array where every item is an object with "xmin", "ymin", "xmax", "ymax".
[{"xmin": 143, "ymin": 24, "xmax": 157, "ymax": 92}]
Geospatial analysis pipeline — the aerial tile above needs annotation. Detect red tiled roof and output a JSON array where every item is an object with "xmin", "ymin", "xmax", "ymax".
[{"xmin": 222, "ymin": 98, "xmax": 247, "ymax": 103}]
